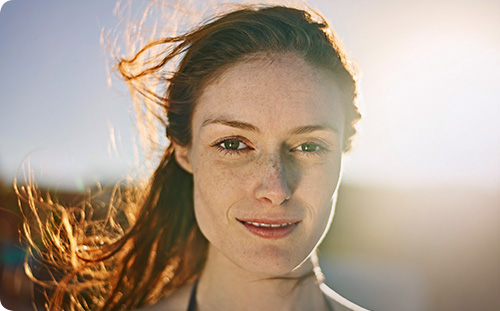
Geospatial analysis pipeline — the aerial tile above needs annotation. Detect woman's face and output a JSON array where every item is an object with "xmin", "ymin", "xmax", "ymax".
[{"xmin": 175, "ymin": 53, "xmax": 345, "ymax": 276}]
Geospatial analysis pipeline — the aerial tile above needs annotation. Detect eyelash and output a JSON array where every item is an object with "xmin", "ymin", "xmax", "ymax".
[
  {"xmin": 292, "ymin": 142, "xmax": 329, "ymax": 157},
  {"xmin": 212, "ymin": 136, "xmax": 253, "ymax": 155},
  {"xmin": 212, "ymin": 137, "xmax": 329, "ymax": 157}
]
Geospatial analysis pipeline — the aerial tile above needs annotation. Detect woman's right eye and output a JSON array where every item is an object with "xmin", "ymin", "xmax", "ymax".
[
  {"xmin": 213, "ymin": 137, "xmax": 251, "ymax": 154},
  {"xmin": 221, "ymin": 139, "xmax": 245, "ymax": 150}
]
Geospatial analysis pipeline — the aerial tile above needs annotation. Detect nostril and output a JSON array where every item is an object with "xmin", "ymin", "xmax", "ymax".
[{"xmin": 255, "ymin": 177, "xmax": 291, "ymax": 205}]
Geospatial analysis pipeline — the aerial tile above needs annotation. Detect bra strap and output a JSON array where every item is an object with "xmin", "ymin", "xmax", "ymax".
[{"xmin": 187, "ymin": 279, "xmax": 198, "ymax": 311}]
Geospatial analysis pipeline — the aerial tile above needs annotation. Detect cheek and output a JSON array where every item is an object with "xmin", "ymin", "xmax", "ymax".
[
  {"xmin": 191, "ymin": 155, "xmax": 253, "ymax": 237},
  {"xmin": 298, "ymin": 155, "xmax": 342, "ymax": 231},
  {"xmin": 302, "ymin": 155, "xmax": 341, "ymax": 196}
]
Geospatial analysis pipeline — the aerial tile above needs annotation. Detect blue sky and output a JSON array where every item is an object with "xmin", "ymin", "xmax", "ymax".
[{"xmin": 1, "ymin": 0, "xmax": 499, "ymax": 190}]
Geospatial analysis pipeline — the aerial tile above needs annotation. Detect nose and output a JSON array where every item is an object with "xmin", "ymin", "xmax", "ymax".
[{"xmin": 254, "ymin": 154, "xmax": 292, "ymax": 206}]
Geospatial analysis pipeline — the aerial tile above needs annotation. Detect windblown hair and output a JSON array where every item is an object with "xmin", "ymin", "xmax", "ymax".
[{"xmin": 19, "ymin": 3, "xmax": 360, "ymax": 311}]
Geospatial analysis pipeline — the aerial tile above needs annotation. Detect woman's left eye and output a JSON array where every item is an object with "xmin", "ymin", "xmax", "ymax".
[
  {"xmin": 292, "ymin": 142, "xmax": 326, "ymax": 154},
  {"xmin": 299, "ymin": 142, "xmax": 320, "ymax": 152}
]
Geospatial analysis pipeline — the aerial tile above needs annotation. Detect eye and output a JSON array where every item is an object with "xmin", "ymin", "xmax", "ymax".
[
  {"xmin": 220, "ymin": 138, "xmax": 248, "ymax": 150},
  {"xmin": 298, "ymin": 142, "xmax": 321, "ymax": 152},
  {"xmin": 212, "ymin": 137, "xmax": 252, "ymax": 155},
  {"xmin": 291, "ymin": 141, "xmax": 328, "ymax": 156}
]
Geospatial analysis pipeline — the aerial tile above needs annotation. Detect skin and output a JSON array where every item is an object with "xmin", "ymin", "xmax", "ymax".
[{"xmin": 150, "ymin": 52, "xmax": 348, "ymax": 310}]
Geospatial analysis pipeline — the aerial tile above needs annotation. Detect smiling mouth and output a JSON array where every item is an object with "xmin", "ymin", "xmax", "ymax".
[
  {"xmin": 237, "ymin": 219, "xmax": 300, "ymax": 239},
  {"xmin": 244, "ymin": 221, "xmax": 294, "ymax": 228}
]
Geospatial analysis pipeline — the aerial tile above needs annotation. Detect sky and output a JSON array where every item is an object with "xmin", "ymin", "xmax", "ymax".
[{"xmin": 0, "ymin": 0, "xmax": 499, "ymax": 191}]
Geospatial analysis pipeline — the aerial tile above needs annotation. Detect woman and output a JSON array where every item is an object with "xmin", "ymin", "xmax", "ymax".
[{"xmin": 19, "ymin": 3, "xmax": 365, "ymax": 311}]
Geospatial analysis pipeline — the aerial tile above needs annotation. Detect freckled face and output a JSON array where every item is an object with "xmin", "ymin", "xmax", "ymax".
[{"xmin": 176, "ymin": 53, "xmax": 345, "ymax": 275}]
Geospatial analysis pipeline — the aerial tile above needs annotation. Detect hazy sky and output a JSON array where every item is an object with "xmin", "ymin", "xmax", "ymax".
[{"xmin": 1, "ymin": 0, "xmax": 499, "ymax": 190}]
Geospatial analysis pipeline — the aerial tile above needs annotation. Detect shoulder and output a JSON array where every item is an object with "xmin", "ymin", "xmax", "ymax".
[
  {"xmin": 134, "ymin": 282, "xmax": 194, "ymax": 311},
  {"xmin": 320, "ymin": 283, "xmax": 371, "ymax": 311}
]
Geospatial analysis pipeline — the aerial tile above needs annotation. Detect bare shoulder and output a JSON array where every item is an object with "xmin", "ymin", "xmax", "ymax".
[
  {"xmin": 134, "ymin": 282, "xmax": 194, "ymax": 311},
  {"xmin": 320, "ymin": 283, "xmax": 371, "ymax": 311}
]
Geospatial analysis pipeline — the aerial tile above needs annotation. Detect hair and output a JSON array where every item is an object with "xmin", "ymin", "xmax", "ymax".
[{"xmin": 18, "ymin": 4, "xmax": 360, "ymax": 311}]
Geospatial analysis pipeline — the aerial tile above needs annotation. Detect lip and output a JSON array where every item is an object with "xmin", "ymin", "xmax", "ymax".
[{"xmin": 237, "ymin": 218, "xmax": 300, "ymax": 239}]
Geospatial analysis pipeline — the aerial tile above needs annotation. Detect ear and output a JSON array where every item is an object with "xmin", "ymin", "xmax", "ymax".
[{"xmin": 173, "ymin": 143, "xmax": 193, "ymax": 174}]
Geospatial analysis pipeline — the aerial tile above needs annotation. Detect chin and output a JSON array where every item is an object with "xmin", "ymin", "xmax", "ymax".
[{"xmin": 234, "ymin": 244, "xmax": 314, "ymax": 277}]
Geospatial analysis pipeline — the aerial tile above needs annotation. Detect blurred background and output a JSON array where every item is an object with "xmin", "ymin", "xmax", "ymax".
[{"xmin": 0, "ymin": 0, "xmax": 498, "ymax": 310}]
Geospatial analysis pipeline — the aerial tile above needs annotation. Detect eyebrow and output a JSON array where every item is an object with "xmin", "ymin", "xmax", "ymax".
[
  {"xmin": 290, "ymin": 124, "xmax": 338, "ymax": 135},
  {"xmin": 202, "ymin": 118, "xmax": 260, "ymax": 132},
  {"xmin": 201, "ymin": 117, "xmax": 338, "ymax": 135}
]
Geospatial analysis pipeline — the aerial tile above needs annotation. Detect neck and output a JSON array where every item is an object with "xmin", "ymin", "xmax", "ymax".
[{"xmin": 196, "ymin": 244, "xmax": 329, "ymax": 311}]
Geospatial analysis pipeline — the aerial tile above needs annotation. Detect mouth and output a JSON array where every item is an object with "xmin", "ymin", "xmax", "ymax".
[
  {"xmin": 237, "ymin": 219, "xmax": 300, "ymax": 239},
  {"xmin": 243, "ymin": 221, "xmax": 295, "ymax": 228}
]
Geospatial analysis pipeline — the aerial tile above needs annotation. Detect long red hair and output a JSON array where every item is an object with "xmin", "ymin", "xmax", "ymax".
[{"xmin": 18, "ymin": 4, "xmax": 360, "ymax": 310}]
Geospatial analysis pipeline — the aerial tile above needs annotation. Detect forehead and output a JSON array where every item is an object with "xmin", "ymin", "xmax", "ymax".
[{"xmin": 193, "ymin": 53, "xmax": 345, "ymax": 133}]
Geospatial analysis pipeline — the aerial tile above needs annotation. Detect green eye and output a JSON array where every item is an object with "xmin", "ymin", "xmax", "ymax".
[
  {"xmin": 300, "ymin": 142, "xmax": 319, "ymax": 152},
  {"xmin": 214, "ymin": 137, "xmax": 251, "ymax": 155},
  {"xmin": 223, "ymin": 139, "xmax": 241, "ymax": 150}
]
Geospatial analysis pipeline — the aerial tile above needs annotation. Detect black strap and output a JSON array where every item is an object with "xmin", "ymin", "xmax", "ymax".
[{"xmin": 187, "ymin": 279, "xmax": 198, "ymax": 311}]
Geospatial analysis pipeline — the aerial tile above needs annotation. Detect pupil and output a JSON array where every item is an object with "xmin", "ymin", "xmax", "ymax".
[
  {"xmin": 302, "ymin": 143, "xmax": 316, "ymax": 152},
  {"xmin": 224, "ymin": 140, "xmax": 240, "ymax": 150}
]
